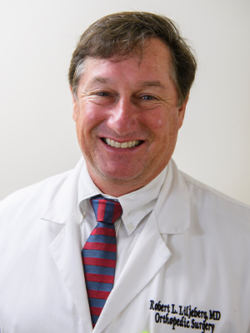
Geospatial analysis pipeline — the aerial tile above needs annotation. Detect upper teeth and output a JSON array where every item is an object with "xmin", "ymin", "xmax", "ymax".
[{"xmin": 104, "ymin": 138, "xmax": 141, "ymax": 148}]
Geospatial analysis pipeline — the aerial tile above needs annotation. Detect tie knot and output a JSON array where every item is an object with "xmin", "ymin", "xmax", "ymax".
[{"xmin": 90, "ymin": 195, "xmax": 122, "ymax": 224}]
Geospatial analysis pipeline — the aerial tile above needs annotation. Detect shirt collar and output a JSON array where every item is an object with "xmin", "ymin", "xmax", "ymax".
[
  {"xmin": 118, "ymin": 168, "xmax": 167, "ymax": 235},
  {"xmin": 77, "ymin": 162, "xmax": 167, "ymax": 235}
]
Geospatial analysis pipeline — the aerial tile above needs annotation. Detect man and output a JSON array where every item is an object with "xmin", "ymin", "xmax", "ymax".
[{"xmin": 0, "ymin": 11, "xmax": 249, "ymax": 333}]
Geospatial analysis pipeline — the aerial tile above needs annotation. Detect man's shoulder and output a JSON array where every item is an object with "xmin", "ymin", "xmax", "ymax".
[
  {"xmin": 0, "ymin": 169, "xmax": 72, "ymax": 214},
  {"xmin": 180, "ymin": 169, "xmax": 250, "ymax": 227},
  {"xmin": 182, "ymin": 170, "xmax": 249, "ymax": 208}
]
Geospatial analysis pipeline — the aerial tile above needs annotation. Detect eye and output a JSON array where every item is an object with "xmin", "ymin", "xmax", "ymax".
[
  {"xmin": 141, "ymin": 95, "xmax": 156, "ymax": 100},
  {"xmin": 90, "ymin": 90, "xmax": 116, "ymax": 106},
  {"xmin": 96, "ymin": 92, "xmax": 110, "ymax": 97},
  {"xmin": 134, "ymin": 93, "xmax": 161, "ymax": 110}
]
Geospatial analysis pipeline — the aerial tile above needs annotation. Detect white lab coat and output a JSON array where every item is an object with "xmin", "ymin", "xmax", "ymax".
[{"xmin": 0, "ymin": 158, "xmax": 249, "ymax": 333}]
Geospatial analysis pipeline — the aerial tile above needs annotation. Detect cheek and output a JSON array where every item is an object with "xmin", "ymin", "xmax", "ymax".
[
  {"xmin": 157, "ymin": 118, "xmax": 163, "ymax": 127},
  {"xmin": 143, "ymin": 110, "xmax": 179, "ymax": 142},
  {"xmin": 143, "ymin": 111, "xmax": 169, "ymax": 132},
  {"xmin": 78, "ymin": 102, "xmax": 105, "ymax": 132}
]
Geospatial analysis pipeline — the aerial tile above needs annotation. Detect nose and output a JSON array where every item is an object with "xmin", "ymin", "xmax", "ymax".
[{"xmin": 107, "ymin": 97, "xmax": 138, "ymax": 136}]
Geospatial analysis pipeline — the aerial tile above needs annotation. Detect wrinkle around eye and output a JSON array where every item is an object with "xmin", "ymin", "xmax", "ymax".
[
  {"xmin": 80, "ymin": 88, "xmax": 115, "ymax": 97},
  {"xmin": 81, "ymin": 90, "xmax": 118, "ymax": 106},
  {"xmin": 135, "ymin": 93, "xmax": 162, "ymax": 104},
  {"xmin": 132, "ymin": 94, "xmax": 175, "ymax": 110}
]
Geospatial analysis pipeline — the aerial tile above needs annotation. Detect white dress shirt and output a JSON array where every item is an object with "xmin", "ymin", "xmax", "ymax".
[{"xmin": 76, "ymin": 162, "xmax": 167, "ymax": 282}]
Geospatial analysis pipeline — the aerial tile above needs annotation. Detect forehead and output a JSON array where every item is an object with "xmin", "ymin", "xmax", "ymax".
[{"xmin": 80, "ymin": 38, "xmax": 173, "ymax": 86}]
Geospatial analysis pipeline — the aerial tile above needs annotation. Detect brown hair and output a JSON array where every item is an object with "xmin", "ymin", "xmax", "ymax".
[{"xmin": 68, "ymin": 11, "xmax": 197, "ymax": 106}]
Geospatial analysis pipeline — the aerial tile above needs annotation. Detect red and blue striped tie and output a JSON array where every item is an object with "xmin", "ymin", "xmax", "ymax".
[{"xmin": 82, "ymin": 195, "xmax": 122, "ymax": 327}]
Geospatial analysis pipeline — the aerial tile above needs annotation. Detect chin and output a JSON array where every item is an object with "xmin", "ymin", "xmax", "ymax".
[
  {"xmin": 98, "ymin": 167, "xmax": 144, "ymax": 184},
  {"xmin": 103, "ymin": 172, "xmax": 139, "ymax": 183}
]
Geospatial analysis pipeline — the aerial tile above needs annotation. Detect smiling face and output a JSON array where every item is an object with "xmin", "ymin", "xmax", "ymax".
[{"xmin": 71, "ymin": 38, "xmax": 188, "ymax": 196}]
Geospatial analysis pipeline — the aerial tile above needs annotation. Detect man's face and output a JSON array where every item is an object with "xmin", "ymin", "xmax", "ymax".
[{"xmin": 71, "ymin": 38, "xmax": 188, "ymax": 196}]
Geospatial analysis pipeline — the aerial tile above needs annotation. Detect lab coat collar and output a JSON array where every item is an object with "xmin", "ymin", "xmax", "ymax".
[
  {"xmin": 154, "ymin": 159, "xmax": 190, "ymax": 234},
  {"xmin": 41, "ymin": 158, "xmax": 86, "ymax": 225},
  {"xmin": 41, "ymin": 158, "xmax": 190, "ymax": 234}
]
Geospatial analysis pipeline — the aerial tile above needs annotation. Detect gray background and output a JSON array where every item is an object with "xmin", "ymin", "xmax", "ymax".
[{"xmin": 0, "ymin": 0, "xmax": 250, "ymax": 205}]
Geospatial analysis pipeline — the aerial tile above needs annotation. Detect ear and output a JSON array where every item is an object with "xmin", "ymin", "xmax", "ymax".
[
  {"xmin": 70, "ymin": 85, "xmax": 79, "ymax": 122},
  {"xmin": 177, "ymin": 94, "xmax": 189, "ymax": 129}
]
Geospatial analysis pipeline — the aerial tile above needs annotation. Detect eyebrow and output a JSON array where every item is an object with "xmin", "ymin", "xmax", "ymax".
[
  {"xmin": 142, "ymin": 81, "xmax": 165, "ymax": 89},
  {"xmin": 89, "ymin": 77, "xmax": 165, "ymax": 89},
  {"xmin": 90, "ymin": 77, "xmax": 113, "ymax": 84}
]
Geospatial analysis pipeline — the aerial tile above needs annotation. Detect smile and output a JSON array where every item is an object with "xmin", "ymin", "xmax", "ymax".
[{"xmin": 103, "ymin": 138, "xmax": 143, "ymax": 148}]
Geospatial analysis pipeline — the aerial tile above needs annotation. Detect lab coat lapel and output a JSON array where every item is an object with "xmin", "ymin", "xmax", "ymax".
[
  {"xmin": 94, "ymin": 209, "xmax": 172, "ymax": 332},
  {"xmin": 49, "ymin": 213, "xmax": 93, "ymax": 333},
  {"xmin": 41, "ymin": 159, "xmax": 93, "ymax": 332}
]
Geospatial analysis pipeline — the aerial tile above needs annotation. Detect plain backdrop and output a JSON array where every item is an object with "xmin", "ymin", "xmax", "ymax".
[{"xmin": 0, "ymin": 0, "xmax": 249, "ymax": 205}]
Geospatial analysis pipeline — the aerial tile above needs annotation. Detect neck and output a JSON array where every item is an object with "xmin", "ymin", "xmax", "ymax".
[
  {"xmin": 92, "ymin": 177, "xmax": 146, "ymax": 197},
  {"xmin": 87, "ymin": 169, "xmax": 155, "ymax": 197}
]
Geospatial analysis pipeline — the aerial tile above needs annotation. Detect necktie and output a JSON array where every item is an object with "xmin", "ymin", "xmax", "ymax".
[{"xmin": 82, "ymin": 195, "xmax": 122, "ymax": 327}]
